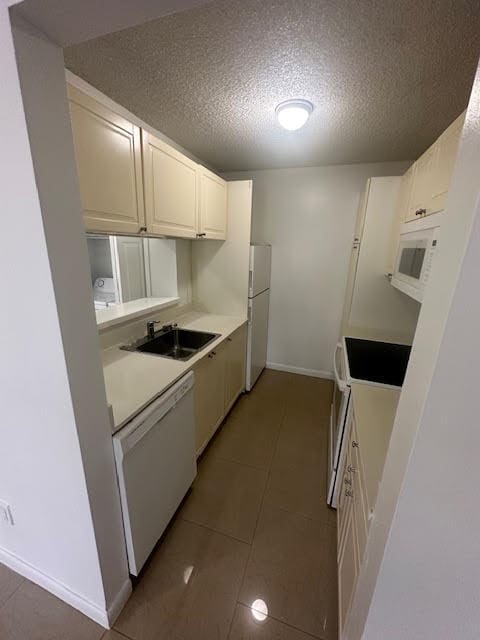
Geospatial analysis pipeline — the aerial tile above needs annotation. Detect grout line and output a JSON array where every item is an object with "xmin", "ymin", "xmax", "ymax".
[
  {"xmin": 235, "ymin": 602, "xmax": 327, "ymax": 640},
  {"xmin": 178, "ymin": 515, "xmax": 253, "ymax": 547},
  {"xmin": 222, "ymin": 389, "xmax": 290, "ymax": 640},
  {"xmin": 233, "ymin": 381, "xmax": 337, "ymax": 640},
  {"xmin": 0, "ymin": 576, "xmax": 25, "ymax": 615},
  {"xmin": 105, "ymin": 629, "xmax": 134, "ymax": 640},
  {"xmin": 233, "ymin": 396, "xmax": 289, "ymax": 615},
  {"xmin": 206, "ymin": 451, "xmax": 272, "ymax": 474}
]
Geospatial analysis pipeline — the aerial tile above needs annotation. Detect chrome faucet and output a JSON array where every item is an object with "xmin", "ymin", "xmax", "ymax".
[{"xmin": 147, "ymin": 321, "xmax": 177, "ymax": 339}]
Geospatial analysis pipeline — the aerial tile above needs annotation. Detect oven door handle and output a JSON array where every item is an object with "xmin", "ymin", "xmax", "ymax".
[{"xmin": 333, "ymin": 342, "xmax": 347, "ymax": 392}]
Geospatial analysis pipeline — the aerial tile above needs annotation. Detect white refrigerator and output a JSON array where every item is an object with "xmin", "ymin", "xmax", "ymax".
[{"xmin": 246, "ymin": 244, "xmax": 271, "ymax": 391}]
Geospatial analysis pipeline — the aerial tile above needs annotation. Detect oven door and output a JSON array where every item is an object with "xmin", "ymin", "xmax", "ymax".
[{"xmin": 328, "ymin": 342, "xmax": 351, "ymax": 508}]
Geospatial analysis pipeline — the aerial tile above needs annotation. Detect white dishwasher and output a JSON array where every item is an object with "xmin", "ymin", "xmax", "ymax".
[{"xmin": 113, "ymin": 372, "xmax": 196, "ymax": 575}]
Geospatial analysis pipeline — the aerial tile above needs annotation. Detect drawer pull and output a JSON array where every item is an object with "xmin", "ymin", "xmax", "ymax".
[
  {"xmin": 415, "ymin": 208, "xmax": 426, "ymax": 216},
  {"xmin": 347, "ymin": 465, "xmax": 357, "ymax": 473},
  {"xmin": 352, "ymin": 441, "xmax": 359, "ymax": 448},
  {"xmin": 345, "ymin": 490, "xmax": 354, "ymax": 498},
  {"xmin": 344, "ymin": 477, "xmax": 352, "ymax": 486}
]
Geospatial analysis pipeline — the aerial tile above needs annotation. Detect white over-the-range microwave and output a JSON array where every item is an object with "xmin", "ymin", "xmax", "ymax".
[{"xmin": 391, "ymin": 216, "xmax": 441, "ymax": 303}]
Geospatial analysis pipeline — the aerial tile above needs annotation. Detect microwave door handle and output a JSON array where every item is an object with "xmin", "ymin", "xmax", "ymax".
[{"xmin": 334, "ymin": 342, "xmax": 347, "ymax": 392}]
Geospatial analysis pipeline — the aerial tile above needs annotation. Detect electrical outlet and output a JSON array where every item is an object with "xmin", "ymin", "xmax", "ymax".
[{"xmin": 0, "ymin": 500, "xmax": 14, "ymax": 526}]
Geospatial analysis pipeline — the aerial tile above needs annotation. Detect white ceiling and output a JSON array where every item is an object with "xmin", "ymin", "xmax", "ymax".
[{"xmin": 63, "ymin": 0, "xmax": 480, "ymax": 172}]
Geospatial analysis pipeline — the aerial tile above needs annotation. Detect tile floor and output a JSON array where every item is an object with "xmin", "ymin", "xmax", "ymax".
[{"xmin": 0, "ymin": 370, "xmax": 337, "ymax": 640}]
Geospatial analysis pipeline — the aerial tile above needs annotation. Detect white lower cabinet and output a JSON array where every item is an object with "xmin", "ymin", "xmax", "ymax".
[
  {"xmin": 193, "ymin": 342, "xmax": 226, "ymax": 455},
  {"xmin": 337, "ymin": 409, "xmax": 368, "ymax": 638},
  {"xmin": 224, "ymin": 325, "xmax": 247, "ymax": 413},
  {"xmin": 338, "ymin": 500, "xmax": 359, "ymax": 634},
  {"xmin": 193, "ymin": 325, "xmax": 246, "ymax": 456}
]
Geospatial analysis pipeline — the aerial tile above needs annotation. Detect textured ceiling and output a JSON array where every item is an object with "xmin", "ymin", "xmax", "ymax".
[
  {"xmin": 15, "ymin": 0, "xmax": 213, "ymax": 46},
  {"xmin": 64, "ymin": 0, "xmax": 480, "ymax": 172}
]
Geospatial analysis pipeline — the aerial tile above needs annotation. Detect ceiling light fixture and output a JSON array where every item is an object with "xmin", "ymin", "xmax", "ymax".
[{"xmin": 275, "ymin": 99, "xmax": 313, "ymax": 131}]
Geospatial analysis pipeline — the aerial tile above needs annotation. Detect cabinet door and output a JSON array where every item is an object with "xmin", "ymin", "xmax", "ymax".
[
  {"xmin": 193, "ymin": 343, "xmax": 227, "ymax": 455},
  {"xmin": 340, "ymin": 182, "xmax": 370, "ymax": 333},
  {"xmin": 68, "ymin": 85, "xmax": 145, "ymax": 234},
  {"xmin": 225, "ymin": 325, "xmax": 247, "ymax": 413},
  {"xmin": 386, "ymin": 166, "xmax": 413, "ymax": 270},
  {"xmin": 198, "ymin": 167, "xmax": 228, "ymax": 239},
  {"xmin": 338, "ymin": 500, "xmax": 358, "ymax": 635},
  {"xmin": 406, "ymin": 147, "xmax": 435, "ymax": 221},
  {"xmin": 142, "ymin": 132, "xmax": 198, "ymax": 238},
  {"xmin": 429, "ymin": 112, "xmax": 465, "ymax": 214}
]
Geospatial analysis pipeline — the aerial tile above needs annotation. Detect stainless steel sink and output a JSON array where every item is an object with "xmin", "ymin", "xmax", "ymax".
[{"xmin": 122, "ymin": 327, "xmax": 220, "ymax": 361}]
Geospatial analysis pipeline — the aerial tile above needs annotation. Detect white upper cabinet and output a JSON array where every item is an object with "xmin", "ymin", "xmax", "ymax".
[
  {"xmin": 68, "ymin": 85, "xmax": 227, "ymax": 240},
  {"xmin": 406, "ymin": 146, "xmax": 435, "ymax": 221},
  {"xmin": 198, "ymin": 167, "xmax": 228, "ymax": 240},
  {"xmin": 429, "ymin": 112, "xmax": 465, "ymax": 214},
  {"xmin": 405, "ymin": 111, "xmax": 465, "ymax": 222},
  {"xmin": 68, "ymin": 85, "xmax": 145, "ymax": 234},
  {"xmin": 142, "ymin": 131, "xmax": 198, "ymax": 238}
]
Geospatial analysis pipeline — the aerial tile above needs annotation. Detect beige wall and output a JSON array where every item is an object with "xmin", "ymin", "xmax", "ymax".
[
  {"xmin": 1, "ymin": 12, "xmax": 129, "ymax": 625},
  {"xmin": 224, "ymin": 162, "xmax": 410, "ymax": 377},
  {"xmin": 347, "ymin": 59, "xmax": 480, "ymax": 640}
]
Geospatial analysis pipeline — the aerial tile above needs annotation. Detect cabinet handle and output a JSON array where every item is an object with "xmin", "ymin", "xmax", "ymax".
[
  {"xmin": 345, "ymin": 490, "xmax": 354, "ymax": 498},
  {"xmin": 139, "ymin": 226, "xmax": 147, "ymax": 232},
  {"xmin": 196, "ymin": 233, "xmax": 206, "ymax": 238},
  {"xmin": 227, "ymin": 337, "xmax": 232, "ymax": 342},
  {"xmin": 344, "ymin": 477, "xmax": 352, "ymax": 486},
  {"xmin": 352, "ymin": 441, "xmax": 359, "ymax": 448},
  {"xmin": 208, "ymin": 351, "xmax": 217, "ymax": 359},
  {"xmin": 347, "ymin": 465, "xmax": 357, "ymax": 473},
  {"xmin": 415, "ymin": 208, "xmax": 426, "ymax": 216}
]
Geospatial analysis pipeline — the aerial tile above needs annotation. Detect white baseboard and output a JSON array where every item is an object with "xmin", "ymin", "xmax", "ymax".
[
  {"xmin": 0, "ymin": 546, "xmax": 131, "ymax": 628},
  {"xmin": 266, "ymin": 362, "xmax": 334, "ymax": 380},
  {"xmin": 106, "ymin": 578, "xmax": 132, "ymax": 626}
]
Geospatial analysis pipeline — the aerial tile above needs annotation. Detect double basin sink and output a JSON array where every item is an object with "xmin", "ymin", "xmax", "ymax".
[{"xmin": 122, "ymin": 327, "xmax": 220, "ymax": 362}]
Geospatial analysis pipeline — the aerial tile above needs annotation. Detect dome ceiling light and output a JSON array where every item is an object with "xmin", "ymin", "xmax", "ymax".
[{"xmin": 275, "ymin": 99, "xmax": 314, "ymax": 131}]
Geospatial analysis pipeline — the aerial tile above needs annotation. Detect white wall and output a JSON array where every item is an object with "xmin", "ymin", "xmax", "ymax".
[
  {"xmin": 192, "ymin": 181, "xmax": 252, "ymax": 317},
  {"xmin": 0, "ymin": 11, "xmax": 129, "ymax": 625},
  {"xmin": 346, "ymin": 59, "xmax": 480, "ymax": 639},
  {"xmin": 224, "ymin": 162, "xmax": 409, "ymax": 377}
]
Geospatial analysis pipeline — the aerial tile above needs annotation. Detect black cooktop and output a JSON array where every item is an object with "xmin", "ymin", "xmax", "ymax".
[{"xmin": 345, "ymin": 337, "xmax": 411, "ymax": 387}]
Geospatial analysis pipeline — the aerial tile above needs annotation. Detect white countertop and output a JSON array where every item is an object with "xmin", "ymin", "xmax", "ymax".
[
  {"xmin": 351, "ymin": 383, "xmax": 400, "ymax": 510},
  {"xmin": 102, "ymin": 311, "xmax": 247, "ymax": 432}
]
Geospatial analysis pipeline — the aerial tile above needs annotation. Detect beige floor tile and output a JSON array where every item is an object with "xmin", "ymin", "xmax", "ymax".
[
  {"xmin": 180, "ymin": 456, "xmax": 268, "ymax": 542},
  {"xmin": 115, "ymin": 519, "xmax": 249, "ymax": 640},
  {"xmin": 239, "ymin": 505, "xmax": 338, "ymax": 640},
  {"xmin": 273, "ymin": 419, "xmax": 326, "ymax": 471},
  {"xmin": 264, "ymin": 460, "xmax": 336, "ymax": 526},
  {"xmin": 0, "ymin": 564, "xmax": 23, "ymax": 609},
  {"xmin": 0, "ymin": 580, "xmax": 104, "ymax": 640},
  {"xmin": 209, "ymin": 402, "xmax": 282, "ymax": 470},
  {"xmin": 228, "ymin": 603, "xmax": 318, "ymax": 639},
  {"xmin": 252, "ymin": 370, "xmax": 298, "ymax": 398}
]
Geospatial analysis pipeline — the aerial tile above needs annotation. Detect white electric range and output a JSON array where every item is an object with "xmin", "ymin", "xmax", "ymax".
[{"xmin": 327, "ymin": 336, "xmax": 411, "ymax": 508}]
